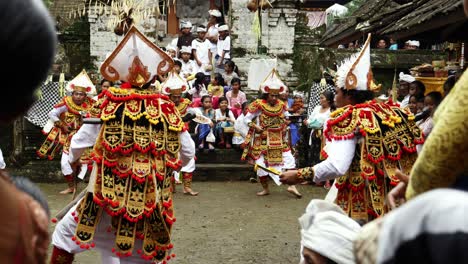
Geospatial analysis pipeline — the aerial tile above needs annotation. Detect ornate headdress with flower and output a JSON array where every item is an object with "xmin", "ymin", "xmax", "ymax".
[
  {"xmin": 161, "ymin": 71, "xmax": 187, "ymax": 95},
  {"xmin": 335, "ymin": 33, "xmax": 381, "ymax": 92},
  {"xmin": 65, "ymin": 69, "xmax": 96, "ymax": 97},
  {"xmin": 259, "ymin": 68, "xmax": 287, "ymax": 95},
  {"xmin": 100, "ymin": 26, "xmax": 174, "ymax": 88}
]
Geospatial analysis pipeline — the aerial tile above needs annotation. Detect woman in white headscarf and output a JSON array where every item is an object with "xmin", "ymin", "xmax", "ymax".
[{"xmin": 299, "ymin": 200, "xmax": 361, "ymax": 264}]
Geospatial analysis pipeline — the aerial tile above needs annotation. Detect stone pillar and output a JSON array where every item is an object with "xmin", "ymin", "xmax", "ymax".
[{"xmin": 231, "ymin": 0, "xmax": 298, "ymax": 91}]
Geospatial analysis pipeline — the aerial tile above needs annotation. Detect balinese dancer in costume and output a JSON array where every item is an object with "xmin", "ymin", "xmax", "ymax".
[
  {"xmin": 37, "ymin": 70, "xmax": 96, "ymax": 195},
  {"xmin": 162, "ymin": 72, "xmax": 199, "ymax": 196},
  {"xmin": 280, "ymin": 34, "xmax": 423, "ymax": 223},
  {"xmin": 242, "ymin": 69, "xmax": 302, "ymax": 198},
  {"xmin": 49, "ymin": 26, "xmax": 195, "ymax": 264}
]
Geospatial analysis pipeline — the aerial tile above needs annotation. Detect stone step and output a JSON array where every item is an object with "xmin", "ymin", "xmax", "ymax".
[
  {"xmin": 8, "ymin": 160, "xmax": 255, "ymax": 183},
  {"xmin": 192, "ymin": 164, "xmax": 255, "ymax": 181},
  {"xmin": 195, "ymin": 148, "xmax": 245, "ymax": 164}
]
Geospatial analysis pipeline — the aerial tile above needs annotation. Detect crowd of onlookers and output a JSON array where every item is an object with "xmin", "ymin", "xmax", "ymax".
[{"xmin": 339, "ymin": 37, "xmax": 421, "ymax": 50}]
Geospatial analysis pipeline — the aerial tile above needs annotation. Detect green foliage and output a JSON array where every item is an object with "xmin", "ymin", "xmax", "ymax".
[
  {"xmin": 344, "ymin": 0, "xmax": 367, "ymax": 16},
  {"xmin": 42, "ymin": 0, "xmax": 53, "ymax": 8}
]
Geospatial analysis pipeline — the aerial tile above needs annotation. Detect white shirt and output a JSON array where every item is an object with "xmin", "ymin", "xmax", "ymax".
[
  {"xmin": 191, "ymin": 38, "xmax": 211, "ymax": 74},
  {"xmin": 215, "ymin": 108, "xmax": 236, "ymax": 123},
  {"xmin": 48, "ymin": 105, "xmax": 68, "ymax": 122},
  {"xmin": 217, "ymin": 35, "xmax": 231, "ymax": 59},
  {"xmin": 234, "ymin": 113, "xmax": 249, "ymax": 138},
  {"xmin": 313, "ymin": 136, "xmax": 357, "ymax": 183},
  {"xmin": 399, "ymin": 94, "xmax": 410, "ymax": 108},
  {"xmin": 206, "ymin": 24, "xmax": 219, "ymax": 52},
  {"xmin": 180, "ymin": 59, "xmax": 196, "ymax": 78},
  {"xmin": 0, "ymin": 148, "xmax": 5, "ymax": 169}
]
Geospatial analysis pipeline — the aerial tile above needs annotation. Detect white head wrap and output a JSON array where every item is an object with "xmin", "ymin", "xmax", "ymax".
[
  {"xmin": 408, "ymin": 40, "xmax": 420, "ymax": 47},
  {"xmin": 299, "ymin": 200, "xmax": 361, "ymax": 264},
  {"xmin": 399, "ymin": 72, "xmax": 416, "ymax": 83},
  {"xmin": 218, "ymin": 24, "xmax": 229, "ymax": 31},
  {"xmin": 180, "ymin": 46, "xmax": 192, "ymax": 54},
  {"xmin": 208, "ymin": 9, "xmax": 222, "ymax": 17},
  {"xmin": 180, "ymin": 21, "xmax": 192, "ymax": 29},
  {"xmin": 197, "ymin": 26, "xmax": 207, "ymax": 33}
]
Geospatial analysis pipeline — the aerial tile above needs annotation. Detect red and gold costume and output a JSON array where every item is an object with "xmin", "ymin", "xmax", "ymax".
[
  {"xmin": 36, "ymin": 95, "xmax": 94, "ymax": 160},
  {"xmin": 242, "ymin": 69, "xmax": 299, "ymax": 196},
  {"xmin": 298, "ymin": 100, "xmax": 422, "ymax": 221},
  {"xmin": 294, "ymin": 34, "xmax": 422, "ymax": 222},
  {"xmin": 74, "ymin": 86, "xmax": 184, "ymax": 261},
  {"xmin": 161, "ymin": 72, "xmax": 199, "ymax": 196},
  {"xmin": 242, "ymin": 98, "xmax": 289, "ymax": 166},
  {"xmin": 50, "ymin": 26, "xmax": 195, "ymax": 264},
  {"xmin": 37, "ymin": 70, "xmax": 96, "ymax": 193}
]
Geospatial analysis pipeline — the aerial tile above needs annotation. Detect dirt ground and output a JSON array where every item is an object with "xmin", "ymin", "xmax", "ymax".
[{"xmin": 43, "ymin": 181, "xmax": 327, "ymax": 264}]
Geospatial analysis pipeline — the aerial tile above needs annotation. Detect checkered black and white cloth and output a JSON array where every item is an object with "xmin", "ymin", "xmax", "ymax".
[
  {"xmin": 25, "ymin": 82, "xmax": 68, "ymax": 128},
  {"xmin": 306, "ymin": 82, "xmax": 335, "ymax": 116}
]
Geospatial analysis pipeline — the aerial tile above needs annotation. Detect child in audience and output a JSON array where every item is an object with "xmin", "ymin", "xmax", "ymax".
[
  {"xmin": 208, "ymin": 73, "xmax": 225, "ymax": 108},
  {"xmin": 188, "ymin": 72, "xmax": 208, "ymax": 107},
  {"xmin": 197, "ymin": 95, "xmax": 216, "ymax": 151},
  {"xmin": 222, "ymin": 60, "xmax": 239, "ymax": 90},
  {"xmin": 225, "ymin": 78, "xmax": 246, "ymax": 118},
  {"xmin": 232, "ymin": 102, "xmax": 249, "ymax": 147},
  {"xmin": 215, "ymin": 97, "xmax": 236, "ymax": 149}
]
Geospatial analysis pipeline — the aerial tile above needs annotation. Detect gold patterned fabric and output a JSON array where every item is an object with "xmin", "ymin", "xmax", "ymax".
[
  {"xmin": 176, "ymin": 98, "xmax": 191, "ymax": 116},
  {"xmin": 325, "ymin": 100, "xmax": 422, "ymax": 222},
  {"xmin": 37, "ymin": 96, "xmax": 94, "ymax": 159},
  {"xmin": 407, "ymin": 70, "xmax": 468, "ymax": 200},
  {"xmin": 73, "ymin": 87, "xmax": 184, "ymax": 262},
  {"xmin": 242, "ymin": 99, "xmax": 289, "ymax": 166}
]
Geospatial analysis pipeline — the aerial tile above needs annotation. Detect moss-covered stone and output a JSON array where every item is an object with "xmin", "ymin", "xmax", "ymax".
[{"xmin": 232, "ymin": 47, "xmax": 248, "ymax": 57}]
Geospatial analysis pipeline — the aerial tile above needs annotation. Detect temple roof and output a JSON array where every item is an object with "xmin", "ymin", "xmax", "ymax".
[{"xmin": 321, "ymin": 0, "xmax": 467, "ymax": 46}]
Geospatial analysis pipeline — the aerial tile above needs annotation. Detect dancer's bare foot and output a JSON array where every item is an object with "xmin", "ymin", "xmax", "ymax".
[
  {"xmin": 287, "ymin": 186, "xmax": 302, "ymax": 198},
  {"xmin": 256, "ymin": 189, "xmax": 270, "ymax": 196},
  {"xmin": 59, "ymin": 187, "xmax": 75, "ymax": 195},
  {"xmin": 183, "ymin": 187, "xmax": 199, "ymax": 196}
]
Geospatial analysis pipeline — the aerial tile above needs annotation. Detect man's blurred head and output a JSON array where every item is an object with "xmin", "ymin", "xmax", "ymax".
[{"xmin": 0, "ymin": 0, "xmax": 57, "ymax": 122}]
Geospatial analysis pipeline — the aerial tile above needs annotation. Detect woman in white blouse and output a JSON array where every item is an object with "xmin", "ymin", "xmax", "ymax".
[{"xmin": 304, "ymin": 91, "xmax": 335, "ymax": 188}]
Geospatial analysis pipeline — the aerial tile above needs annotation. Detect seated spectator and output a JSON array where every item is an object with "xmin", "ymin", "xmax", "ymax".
[
  {"xmin": 398, "ymin": 72, "xmax": 415, "ymax": 108},
  {"xmin": 208, "ymin": 73, "xmax": 225, "ymax": 108},
  {"xmin": 443, "ymin": 75, "xmax": 457, "ymax": 96},
  {"xmin": 197, "ymin": 95, "xmax": 216, "ymax": 151},
  {"xmin": 376, "ymin": 39, "xmax": 387, "ymax": 49},
  {"xmin": 416, "ymin": 91, "xmax": 443, "ymax": 139},
  {"xmin": 299, "ymin": 200, "xmax": 361, "ymax": 264},
  {"xmin": 388, "ymin": 38, "xmax": 398, "ymax": 50},
  {"xmin": 348, "ymin": 41, "xmax": 355, "ymax": 49},
  {"xmin": 409, "ymin": 80, "xmax": 426, "ymax": 98},
  {"xmin": 222, "ymin": 60, "xmax": 239, "ymax": 88},
  {"xmin": 215, "ymin": 97, "xmax": 236, "ymax": 149},
  {"xmin": 180, "ymin": 46, "xmax": 196, "ymax": 79},
  {"xmin": 166, "ymin": 44, "xmax": 178, "ymax": 60},
  {"xmin": 188, "ymin": 72, "xmax": 208, "ymax": 107},
  {"xmin": 404, "ymin": 40, "xmax": 420, "ymax": 49},
  {"xmin": 232, "ymin": 102, "xmax": 249, "ymax": 147},
  {"xmin": 225, "ymin": 78, "xmax": 246, "ymax": 118},
  {"xmin": 408, "ymin": 94, "xmax": 424, "ymax": 115}
]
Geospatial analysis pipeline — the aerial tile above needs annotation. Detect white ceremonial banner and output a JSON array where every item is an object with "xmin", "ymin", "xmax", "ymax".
[{"xmin": 247, "ymin": 58, "xmax": 278, "ymax": 91}]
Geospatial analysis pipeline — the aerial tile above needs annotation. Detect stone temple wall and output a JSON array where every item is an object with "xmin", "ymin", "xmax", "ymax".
[{"xmin": 230, "ymin": 0, "xmax": 299, "ymax": 91}]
